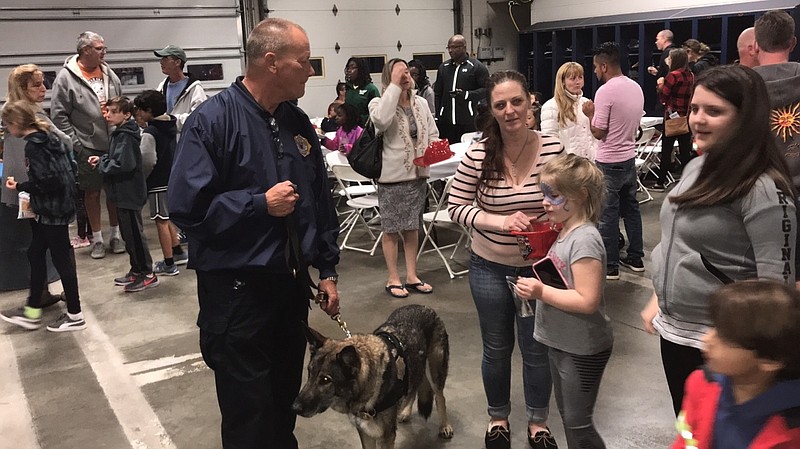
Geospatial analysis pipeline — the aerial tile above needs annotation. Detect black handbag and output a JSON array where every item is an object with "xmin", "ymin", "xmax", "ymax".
[{"xmin": 347, "ymin": 119, "xmax": 383, "ymax": 179}]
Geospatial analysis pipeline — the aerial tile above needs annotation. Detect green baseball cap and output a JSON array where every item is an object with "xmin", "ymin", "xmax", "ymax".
[{"xmin": 154, "ymin": 45, "xmax": 186, "ymax": 62}]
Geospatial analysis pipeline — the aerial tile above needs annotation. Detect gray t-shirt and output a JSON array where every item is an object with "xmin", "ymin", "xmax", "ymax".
[{"xmin": 534, "ymin": 223, "xmax": 613, "ymax": 355}]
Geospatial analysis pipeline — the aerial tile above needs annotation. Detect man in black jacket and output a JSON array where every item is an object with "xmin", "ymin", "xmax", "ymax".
[
  {"xmin": 168, "ymin": 18, "xmax": 340, "ymax": 449},
  {"xmin": 433, "ymin": 34, "xmax": 490, "ymax": 143}
]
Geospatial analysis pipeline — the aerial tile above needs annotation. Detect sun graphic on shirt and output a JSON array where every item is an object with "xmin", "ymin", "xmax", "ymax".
[{"xmin": 771, "ymin": 102, "xmax": 800, "ymax": 142}]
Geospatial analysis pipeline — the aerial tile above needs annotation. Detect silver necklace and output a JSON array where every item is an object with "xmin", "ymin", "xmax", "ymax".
[{"xmin": 507, "ymin": 131, "xmax": 530, "ymax": 179}]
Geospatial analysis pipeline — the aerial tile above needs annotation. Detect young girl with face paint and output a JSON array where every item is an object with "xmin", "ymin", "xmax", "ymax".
[{"xmin": 515, "ymin": 153, "xmax": 613, "ymax": 449}]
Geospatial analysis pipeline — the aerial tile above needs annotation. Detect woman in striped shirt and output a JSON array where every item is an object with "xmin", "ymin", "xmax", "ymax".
[{"xmin": 448, "ymin": 70, "xmax": 564, "ymax": 449}]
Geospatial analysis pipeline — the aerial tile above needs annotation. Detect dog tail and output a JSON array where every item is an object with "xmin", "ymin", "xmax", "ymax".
[{"xmin": 417, "ymin": 379, "xmax": 434, "ymax": 420}]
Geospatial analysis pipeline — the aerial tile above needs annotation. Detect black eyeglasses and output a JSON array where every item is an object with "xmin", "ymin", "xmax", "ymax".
[{"xmin": 267, "ymin": 116, "xmax": 284, "ymax": 159}]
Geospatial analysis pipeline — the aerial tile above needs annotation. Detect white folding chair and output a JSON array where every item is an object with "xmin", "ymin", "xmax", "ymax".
[
  {"xmin": 325, "ymin": 151, "xmax": 376, "ymax": 224},
  {"xmin": 326, "ymin": 152, "xmax": 383, "ymax": 255},
  {"xmin": 416, "ymin": 177, "xmax": 470, "ymax": 278},
  {"xmin": 634, "ymin": 127, "xmax": 659, "ymax": 203}
]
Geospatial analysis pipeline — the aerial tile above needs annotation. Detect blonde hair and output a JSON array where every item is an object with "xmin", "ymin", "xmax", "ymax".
[
  {"xmin": 1, "ymin": 100, "xmax": 51, "ymax": 134},
  {"xmin": 540, "ymin": 153, "xmax": 605, "ymax": 223},
  {"xmin": 380, "ymin": 58, "xmax": 409, "ymax": 92},
  {"xmin": 7, "ymin": 64, "xmax": 44, "ymax": 105},
  {"xmin": 553, "ymin": 62, "xmax": 584, "ymax": 128}
]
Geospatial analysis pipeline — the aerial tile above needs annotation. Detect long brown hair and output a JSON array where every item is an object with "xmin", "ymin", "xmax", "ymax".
[
  {"xmin": 477, "ymin": 70, "xmax": 530, "ymax": 201},
  {"xmin": 671, "ymin": 65, "xmax": 795, "ymax": 207}
]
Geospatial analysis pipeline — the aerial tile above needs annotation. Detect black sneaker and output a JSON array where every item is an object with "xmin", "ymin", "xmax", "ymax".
[
  {"xmin": 124, "ymin": 274, "xmax": 160, "ymax": 293},
  {"xmin": 46, "ymin": 313, "xmax": 86, "ymax": 332},
  {"xmin": 114, "ymin": 272, "xmax": 138, "ymax": 286},
  {"xmin": 529, "ymin": 427, "xmax": 558, "ymax": 449},
  {"xmin": 606, "ymin": 268, "xmax": 620, "ymax": 280},
  {"xmin": 620, "ymin": 257, "xmax": 646, "ymax": 272},
  {"xmin": 485, "ymin": 424, "xmax": 511, "ymax": 449}
]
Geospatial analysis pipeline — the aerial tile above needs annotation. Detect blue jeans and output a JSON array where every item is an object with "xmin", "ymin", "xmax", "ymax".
[
  {"xmin": 596, "ymin": 158, "xmax": 644, "ymax": 268},
  {"xmin": 469, "ymin": 252, "xmax": 552, "ymax": 424}
]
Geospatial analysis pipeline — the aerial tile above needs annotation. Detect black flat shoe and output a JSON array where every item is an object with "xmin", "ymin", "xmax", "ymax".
[
  {"xmin": 528, "ymin": 427, "xmax": 558, "ymax": 449},
  {"xmin": 485, "ymin": 424, "xmax": 510, "ymax": 449}
]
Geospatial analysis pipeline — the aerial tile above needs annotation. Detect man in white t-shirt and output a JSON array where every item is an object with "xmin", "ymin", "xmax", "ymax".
[{"xmin": 583, "ymin": 42, "xmax": 646, "ymax": 280}]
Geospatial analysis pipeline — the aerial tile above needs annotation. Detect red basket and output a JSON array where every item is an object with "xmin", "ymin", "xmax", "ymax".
[
  {"xmin": 413, "ymin": 140, "xmax": 454, "ymax": 167},
  {"xmin": 511, "ymin": 222, "xmax": 562, "ymax": 260}
]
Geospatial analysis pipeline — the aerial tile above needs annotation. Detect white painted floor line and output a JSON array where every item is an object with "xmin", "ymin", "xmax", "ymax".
[
  {"xmin": 126, "ymin": 353, "xmax": 203, "ymax": 375},
  {"xmin": 75, "ymin": 308, "xmax": 177, "ymax": 449},
  {"xmin": 0, "ymin": 333, "xmax": 41, "ymax": 449},
  {"xmin": 133, "ymin": 361, "xmax": 209, "ymax": 387}
]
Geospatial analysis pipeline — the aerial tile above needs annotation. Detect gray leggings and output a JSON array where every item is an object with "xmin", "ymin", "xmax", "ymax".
[{"xmin": 550, "ymin": 346, "xmax": 612, "ymax": 449}]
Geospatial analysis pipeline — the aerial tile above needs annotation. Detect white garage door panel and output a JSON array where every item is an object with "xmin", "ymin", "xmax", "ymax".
[
  {"xmin": 0, "ymin": 0, "xmax": 236, "ymax": 8},
  {"xmin": 1, "ymin": 17, "xmax": 242, "ymax": 58},
  {"xmin": 269, "ymin": 0, "xmax": 454, "ymax": 117}
]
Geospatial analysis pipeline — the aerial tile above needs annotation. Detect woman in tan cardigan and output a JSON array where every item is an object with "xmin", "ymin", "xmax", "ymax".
[{"xmin": 369, "ymin": 58, "xmax": 440, "ymax": 298}]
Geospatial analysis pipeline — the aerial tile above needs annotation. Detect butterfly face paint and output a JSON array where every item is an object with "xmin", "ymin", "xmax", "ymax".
[{"xmin": 541, "ymin": 182, "xmax": 567, "ymax": 206}]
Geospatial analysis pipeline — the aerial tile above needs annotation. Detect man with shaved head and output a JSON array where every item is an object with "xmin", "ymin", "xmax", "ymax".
[
  {"xmin": 737, "ymin": 27, "xmax": 759, "ymax": 67},
  {"xmin": 169, "ymin": 18, "xmax": 341, "ymax": 449},
  {"xmin": 433, "ymin": 34, "xmax": 489, "ymax": 143}
]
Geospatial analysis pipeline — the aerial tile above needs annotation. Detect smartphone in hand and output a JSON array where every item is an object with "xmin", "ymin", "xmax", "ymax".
[{"xmin": 532, "ymin": 256, "xmax": 569, "ymax": 289}]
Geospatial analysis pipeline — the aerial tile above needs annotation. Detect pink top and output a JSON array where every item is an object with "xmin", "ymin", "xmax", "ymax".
[
  {"xmin": 323, "ymin": 126, "xmax": 363, "ymax": 155},
  {"xmin": 591, "ymin": 75, "xmax": 644, "ymax": 163},
  {"xmin": 448, "ymin": 133, "xmax": 564, "ymax": 267}
]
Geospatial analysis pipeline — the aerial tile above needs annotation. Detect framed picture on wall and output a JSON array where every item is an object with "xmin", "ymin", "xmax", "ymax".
[
  {"xmin": 353, "ymin": 55, "xmax": 388, "ymax": 74},
  {"xmin": 187, "ymin": 64, "xmax": 224, "ymax": 81},
  {"xmin": 42, "ymin": 71, "xmax": 57, "ymax": 89},
  {"xmin": 310, "ymin": 57, "xmax": 324, "ymax": 78},
  {"xmin": 117, "ymin": 67, "xmax": 145, "ymax": 86},
  {"xmin": 411, "ymin": 53, "xmax": 444, "ymax": 71}
]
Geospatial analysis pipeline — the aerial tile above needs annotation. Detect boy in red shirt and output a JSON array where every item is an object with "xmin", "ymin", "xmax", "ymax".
[{"xmin": 673, "ymin": 280, "xmax": 800, "ymax": 449}]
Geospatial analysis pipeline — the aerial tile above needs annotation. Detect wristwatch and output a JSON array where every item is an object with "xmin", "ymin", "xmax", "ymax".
[{"xmin": 322, "ymin": 275, "xmax": 339, "ymax": 285}]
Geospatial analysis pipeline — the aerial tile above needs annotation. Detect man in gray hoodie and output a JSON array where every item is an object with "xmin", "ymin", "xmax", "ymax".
[
  {"xmin": 51, "ymin": 31, "xmax": 123, "ymax": 259},
  {"xmin": 753, "ymin": 9, "xmax": 800, "ymax": 283},
  {"xmin": 753, "ymin": 10, "xmax": 800, "ymax": 189}
]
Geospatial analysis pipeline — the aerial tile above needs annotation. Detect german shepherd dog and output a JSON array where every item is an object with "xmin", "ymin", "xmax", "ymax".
[{"xmin": 292, "ymin": 304, "xmax": 454, "ymax": 449}]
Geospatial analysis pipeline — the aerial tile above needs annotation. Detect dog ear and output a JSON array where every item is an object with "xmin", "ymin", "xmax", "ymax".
[
  {"xmin": 336, "ymin": 345, "xmax": 361, "ymax": 379},
  {"xmin": 301, "ymin": 321, "xmax": 328, "ymax": 353}
]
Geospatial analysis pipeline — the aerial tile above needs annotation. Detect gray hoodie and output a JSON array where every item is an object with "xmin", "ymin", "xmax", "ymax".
[
  {"xmin": 753, "ymin": 62, "xmax": 800, "ymax": 189},
  {"xmin": 651, "ymin": 155, "xmax": 796, "ymax": 349},
  {"xmin": 50, "ymin": 54, "xmax": 122, "ymax": 154}
]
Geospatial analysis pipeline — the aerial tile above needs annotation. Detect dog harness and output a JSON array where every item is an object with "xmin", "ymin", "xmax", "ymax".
[{"xmin": 356, "ymin": 331, "xmax": 409, "ymax": 419}]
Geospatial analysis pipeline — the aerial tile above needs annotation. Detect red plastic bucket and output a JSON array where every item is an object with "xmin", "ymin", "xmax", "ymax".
[{"xmin": 512, "ymin": 222, "xmax": 561, "ymax": 260}]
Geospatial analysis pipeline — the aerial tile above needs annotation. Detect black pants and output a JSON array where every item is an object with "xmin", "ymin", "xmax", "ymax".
[
  {"xmin": 75, "ymin": 188, "xmax": 92, "ymax": 238},
  {"xmin": 660, "ymin": 337, "xmax": 704, "ymax": 416},
  {"xmin": 197, "ymin": 270, "xmax": 309, "ymax": 449},
  {"xmin": 27, "ymin": 221, "xmax": 81, "ymax": 314},
  {"xmin": 658, "ymin": 132, "xmax": 693, "ymax": 184},
  {"xmin": 118, "ymin": 207, "xmax": 153, "ymax": 274},
  {"xmin": 438, "ymin": 121, "xmax": 475, "ymax": 145}
]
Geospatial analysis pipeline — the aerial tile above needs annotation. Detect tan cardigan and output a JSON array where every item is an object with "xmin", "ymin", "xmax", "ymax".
[{"xmin": 368, "ymin": 84, "xmax": 438, "ymax": 184}]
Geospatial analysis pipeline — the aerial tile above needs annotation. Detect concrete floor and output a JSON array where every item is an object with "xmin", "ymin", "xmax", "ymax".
[{"xmin": 0, "ymin": 190, "xmax": 677, "ymax": 449}]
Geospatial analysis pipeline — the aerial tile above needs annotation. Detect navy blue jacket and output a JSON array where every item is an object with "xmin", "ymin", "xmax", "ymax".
[{"xmin": 168, "ymin": 77, "xmax": 340, "ymax": 276}]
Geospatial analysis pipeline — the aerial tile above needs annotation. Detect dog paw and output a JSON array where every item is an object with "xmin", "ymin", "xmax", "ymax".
[{"xmin": 439, "ymin": 425, "xmax": 454, "ymax": 439}]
